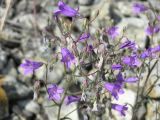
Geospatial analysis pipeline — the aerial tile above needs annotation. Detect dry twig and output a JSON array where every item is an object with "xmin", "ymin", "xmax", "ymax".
[{"xmin": 0, "ymin": 0, "xmax": 12, "ymax": 31}]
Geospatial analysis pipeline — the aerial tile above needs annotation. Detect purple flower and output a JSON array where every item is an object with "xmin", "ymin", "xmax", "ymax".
[
  {"xmin": 54, "ymin": 1, "xmax": 79, "ymax": 17},
  {"xmin": 145, "ymin": 25, "xmax": 160, "ymax": 36},
  {"xmin": 111, "ymin": 104, "xmax": 128, "ymax": 116},
  {"xmin": 79, "ymin": 33, "xmax": 90, "ymax": 42},
  {"xmin": 122, "ymin": 55, "xmax": 141, "ymax": 67},
  {"xmin": 120, "ymin": 39, "xmax": 136, "ymax": 49},
  {"xmin": 47, "ymin": 84, "xmax": 64, "ymax": 101},
  {"xmin": 111, "ymin": 64, "xmax": 122, "ymax": 70},
  {"xmin": 104, "ymin": 82, "xmax": 124, "ymax": 100},
  {"xmin": 106, "ymin": 26, "xmax": 119, "ymax": 39},
  {"xmin": 145, "ymin": 25, "xmax": 154, "ymax": 35},
  {"xmin": 20, "ymin": 60, "xmax": 43, "ymax": 75},
  {"xmin": 132, "ymin": 3, "xmax": 148, "ymax": 14},
  {"xmin": 141, "ymin": 49, "xmax": 151, "ymax": 59},
  {"xmin": 104, "ymin": 72, "xmax": 126, "ymax": 100},
  {"xmin": 151, "ymin": 45, "xmax": 160, "ymax": 53},
  {"xmin": 66, "ymin": 96, "xmax": 80, "ymax": 105},
  {"xmin": 124, "ymin": 77, "xmax": 138, "ymax": 83},
  {"xmin": 105, "ymin": 72, "xmax": 139, "ymax": 100},
  {"xmin": 117, "ymin": 72, "xmax": 138, "ymax": 83},
  {"xmin": 141, "ymin": 45, "xmax": 160, "ymax": 58},
  {"xmin": 116, "ymin": 72, "xmax": 124, "ymax": 83},
  {"xmin": 61, "ymin": 48, "xmax": 76, "ymax": 70}
]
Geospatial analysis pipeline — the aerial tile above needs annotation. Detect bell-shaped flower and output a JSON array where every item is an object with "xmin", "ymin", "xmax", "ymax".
[
  {"xmin": 20, "ymin": 60, "xmax": 43, "ymax": 75},
  {"xmin": 104, "ymin": 82, "xmax": 124, "ymax": 100},
  {"xmin": 111, "ymin": 103, "xmax": 128, "ymax": 116},
  {"xmin": 122, "ymin": 55, "xmax": 141, "ymax": 67},
  {"xmin": 106, "ymin": 26, "xmax": 119, "ymax": 39},
  {"xmin": 66, "ymin": 95, "xmax": 80, "ymax": 105},
  {"xmin": 104, "ymin": 73, "xmax": 125, "ymax": 100},
  {"xmin": 47, "ymin": 84, "xmax": 64, "ymax": 101},
  {"xmin": 120, "ymin": 39, "xmax": 136, "ymax": 50},
  {"xmin": 54, "ymin": 1, "xmax": 79, "ymax": 17},
  {"xmin": 141, "ymin": 45, "xmax": 160, "ymax": 59},
  {"xmin": 61, "ymin": 48, "xmax": 76, "ymax": 70}
]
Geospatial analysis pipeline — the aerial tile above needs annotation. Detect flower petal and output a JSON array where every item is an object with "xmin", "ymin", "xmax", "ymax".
[{"xmin": 125, "ymin": 77, "xmax": 138, "ymax": 83}]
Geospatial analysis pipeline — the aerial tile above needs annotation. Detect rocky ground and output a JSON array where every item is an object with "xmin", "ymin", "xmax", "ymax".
[{"xmin": 0, "ymin": 0, "xmax": 160, "ymax": 120}]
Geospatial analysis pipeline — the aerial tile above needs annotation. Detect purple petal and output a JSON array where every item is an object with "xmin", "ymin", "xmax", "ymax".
[
  {"xmin": 133, "ymin": 59, "xmax": 141, "ymax": 67},
  {"xmin": 118, "ymin": 88, "xmax": 125, "ymax": 94},
  {"xmin": 141, "ymin": 50, "xmax": 150, "ymax": 59},
  {"xmin": 112, "ymin": 91, "xmax": 119, "ymax": 100},
  {"xmin": 61, "ymin": 48, "xmax": 75, "ymax": 61},
  {"xmin": 57, "ymin": 1, "xmax": 78, "ymax": 17},
  {"xmin": 116, "ymin": 72, "xmax": 124, "ymax": 83},
  {"xmin": 53, "ymin": 94, "xmax": 61, "ymax": 101},
  {"xmin": 141, "ymin": 45, "xmax": 160, "ymax": 59},
  {"xmin": 132, "ymin": 3, "xmax": 148, "ymax": 14},
  {"xmin": 47, "ymin": 84, "xmax": 64, "ymax": 101},
  {"xmin": 145, "ymin": 25, "xmax": 155, "ymax": 35},
  {"xmin": 53, "ymin": 9, "xmax": 61, "ymax": 16},
  {"xmin": 122, "ymin": 56, "xmax": 141, "ymax": 67},
  {"xmin": 120, "ymin": 40, "xmax": 135, "ymax": 49},
  {"xmin": 23, "ymin": 69, "xmax": 33, "ymax": 75},
  {"xmin": 20, "ymin": 60, "xmax": 43, "ymax": 75},
  {"xmin": 145, "ymin": 25, "xmax": 160, "ymax": 36},
  {"xmin": 66, "ymin": 96, "xmax": 80, "ymax": 105},
  {"xmin": 106, "ymin": 26, "xmax": 119, "ymax": 39},
  {"xmin": 104, "ymin": 82, "xmax": 124, "ymax": 100},
  {"xmin": 111, "ymin": 104, "xmax": 128, "ymax": 116},
  {"xmin": 111, "ymin": 64, "xmax": 122, "ymax": 70},
  {"xmin": 151, "ymin": 45, "xmax": 160, "ymax": 53},
  {"xmin": 79, "ymin": 33, "xmax": 90, "ymax": 42},
  {"xmin": 61, "ymin": 48, "xmax": 75, "ymax": 70},
  {"xmin": 125, "ymin": 77, "xmax": 138, "ymax": 83},
  {"xmin": 57, "ymin": 88, "xmax": 64, "ymax": 94},
  {"xmin": 104, "ymin": 83, "xmax": 114, "ymax": 92}
]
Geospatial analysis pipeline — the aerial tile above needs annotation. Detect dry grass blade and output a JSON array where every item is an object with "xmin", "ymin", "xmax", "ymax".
[{"xmin": 0, "ymin": 0, "xmax": 12, "ymax": 31}]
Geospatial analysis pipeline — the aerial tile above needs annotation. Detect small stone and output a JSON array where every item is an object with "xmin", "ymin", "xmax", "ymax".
[
  {"xmin": 23, "ymin": 110, "xmax": 36, "ymax": 120},
  {"xmin": 78, "ymin": 0, "xmax": 94, "ymax": 6},
  {"xmin": 25, "ymin": 100, "xmax": 40, "ymax": 114},
  {"xmin": 3, "ymin": 80, "xmax": 33, "ymax": 101},
  {"xmin": 0, "ymin": 47, "xmax": 8, "ymax": 72}
]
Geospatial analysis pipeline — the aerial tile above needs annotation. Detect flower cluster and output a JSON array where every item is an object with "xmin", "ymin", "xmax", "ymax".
[
  {"xmin": 19, "ymin": 1, "xmax": 160, "ymax": 119},
  {"xmin": 104, "ymin": 72, "xmax": 138, "ymax": 116},
  {"xmin": 47, "ymin": 84, "xmax": 80, "ymax": 104}
]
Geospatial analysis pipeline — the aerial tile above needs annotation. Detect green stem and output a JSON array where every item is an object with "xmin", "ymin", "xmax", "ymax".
[{"xmin": 57, "ymin": 104, "xmax": 62, "ymax": 120}]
